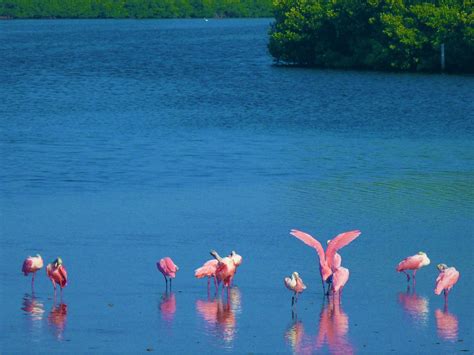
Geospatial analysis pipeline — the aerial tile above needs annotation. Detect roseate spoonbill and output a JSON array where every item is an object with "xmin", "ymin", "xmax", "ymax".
[
  {"xmin": 290, "ymin": 229, "xmax": 361, "ymax": 293},
  {"xmin": 195, "ymin": 259, "xmax": 218, "ymax": 290},
  {"xmin": 331, "ymin": 266, "xmax": 349, "ymax": 297},
  {"xmin": 157, "ymin": 257, "xmax": 179, "ymax": 289},
  {"xmin": 284, "ymin": 272, "xmax": 306, "ymax": 306},
  {"xmin": 434, "ymin": 264, "xmax": 459, "ymax": 304},
  {"xmin": 396, "ymin": 252, "xmax": 430, "ymax": 283},
  {"xmin": 229, "ymin": 251, "xmax": 242, "ymax": 286},
  {"xmin": 22, "ymin": 254, "xmax": 44, "ymax": 288},
  {"xmin": 46, "ymin": 257, "xmax": 68, "ymax": 293},
  {"xmin": 210, "ymin": 250, "xmax": 237, "ymax": 294}
]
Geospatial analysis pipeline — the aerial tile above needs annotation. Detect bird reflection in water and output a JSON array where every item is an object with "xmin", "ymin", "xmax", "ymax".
[
  {"xmin": 435, "ymin": 305, "xmax": 458, "ymax": 342},
  {"xmin": 22, "ymin": 293, "xmax": 45, "ymax": 321},
  {"xmin": 159, "ymin": 292, "xmax": 176, "ymax": 324},
  {"xmin": 48, "ymin": 300, "xmax": 68, "ymax": 341},
  {"xmin": 397, "ymin": 285, "xmax": 429, "ymax": 326},
  {"xmin": 285, "ymin": 311, "xmax": 314, "ymax": 355},
  {"xmin": 316, "ymin": 296, "xmax": 353, "ymax": 354},
  {"xmin": 22, "ymin": 292, "xmax": 45, "ymax": 339},
  {"xmin": 196, "ymin": 287, "xmax": 241, "ymax": 346}
]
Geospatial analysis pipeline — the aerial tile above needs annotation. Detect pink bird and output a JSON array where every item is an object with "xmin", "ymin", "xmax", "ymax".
[
  {"xmin": 434, "ymin": 264, "xmax": 460, "ymax": 304},
  {"xmin": 396, "ymin": 252, "xmax": 430, "ymax": 283},
  {"xmin": 331, "ymin": 266, "xmax": 349, "ymax": 297},
  {"xmin": 22, "ymin": 254, "xmax": 44, "ymax": 288},
  {"xmin": 46, "ymin": 257, "xmax": 68, "ymax": 293},
  {"xmin": 290, "ymin": 229, "xmax": 361, "ymax": 294},
  {"xmin": 284, "ymin": 271, "xmax": 306, "ymax": 306},
  {"xmin": 195, "ymin": 259, "xmax": 219, "ymax": 290},
  {"xmin": 209, "ymin": 250, "xmax": 239, "ymax": 294},
  {"xmin": 157, "ymin": 257, "xmax": 179, "ymax": 289}
]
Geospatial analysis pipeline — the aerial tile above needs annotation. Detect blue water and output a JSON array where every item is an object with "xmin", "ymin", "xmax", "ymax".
[{"xmin": 1, "ymin": 19, "xmax": 473, "ymax": 353}]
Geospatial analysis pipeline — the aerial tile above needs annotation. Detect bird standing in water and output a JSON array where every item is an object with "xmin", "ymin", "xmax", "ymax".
[
  {"xmin": 284, "ymin": 272, "xmax": 306, "ymax": 306},
  {"xmin": 290, "ymin": 229, "xmax": 361, "ymax": 294},
  {"xmin": 434, "ymin": 264, "xmax": 459, "ymax": 305},
  {"xmin": 331, "ymin": 266, "xmax": 349, "ymax": 298},
  {"xmin": 195, "ymin": 259, "xmax": 219, "ymax": 290},
  {"xmin": 396, "ymin": 252, "xmax": 430, "ymax": 284},
  {"xmin": 22, "ymin": 254, "xmax": 44, "ymax": 288},
  {"xmin": 46, "ymin": 257, "xmax": 68, "ymax": 293},
  {"xmin": 157, "ymin": 257, "xmax": 179, "ymax": 290},
  {"xmin": 209, "ymin": 250, "xmax": 239, "ymax": 295}
]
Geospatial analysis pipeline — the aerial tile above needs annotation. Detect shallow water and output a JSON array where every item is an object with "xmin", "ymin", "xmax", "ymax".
[{"xmin": 1, "ymin": 19, "xmax": 473, "ymax": 353}]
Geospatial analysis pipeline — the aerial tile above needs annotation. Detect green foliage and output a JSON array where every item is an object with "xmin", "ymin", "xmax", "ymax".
[
  {"xmin": 0, "ymin": 0, "xmax": 273, "ymax": 18},
  {"xmin": 268, "ymin": 0, "xmax": 474, "ymax": 72}
]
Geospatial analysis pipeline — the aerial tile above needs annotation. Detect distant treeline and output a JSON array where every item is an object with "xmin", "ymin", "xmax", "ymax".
[
  {"xmin": 269, "ymin": 0, "xmax": 474, "ymax": 73},
  {"xmin": 0, "ymin": 0, "xmax": 273, "ymax": 18}
]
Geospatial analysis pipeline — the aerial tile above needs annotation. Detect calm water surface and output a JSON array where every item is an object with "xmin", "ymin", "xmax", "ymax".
[{"xmin": 1, "ymin": 19, "xmax": 473, "ymax": 353}]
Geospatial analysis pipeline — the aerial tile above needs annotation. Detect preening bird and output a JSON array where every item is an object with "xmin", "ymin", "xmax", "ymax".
[
  {"xmin": 46, "ymin": 257, "xmax": 68, "ymax": 293},
  {"xmin": 22, "ymin": 254, "xmax": 44, "ymax": 288},
  {"xmin": 434, "ymin": 264, "xmax": 459, "ymax": 304},
  {"xmin": 284, "ymin": 271, "xmax": 306, "ymax": 306},
  {"xmin": 157, "ymin": 257, "xmax": 179, "ymax": 289}
]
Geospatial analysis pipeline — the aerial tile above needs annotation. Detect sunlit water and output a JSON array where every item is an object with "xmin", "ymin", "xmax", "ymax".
[{"xmin": 1, "ymin": 19, "xmax": 473, "ymax": 353}]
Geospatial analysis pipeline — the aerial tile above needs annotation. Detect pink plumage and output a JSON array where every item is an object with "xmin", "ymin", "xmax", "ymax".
[
  {"xmin": 195, "ymin": 259, "xmax": 218, "ymax": 279},
  {"xmin": 22, "ymin": 255, "xmax": 43, "ymax": 276},
  {"xmin": 396, "ymin": 252, "xmax": 430, "ymax": 283},
  {"xmin": 435, "ymin": 267, "xmax": 459, "ymax": 296},
  {"xmin": 290, "ymin": 229, "xmax": 361, "ymax": 294},
  {"xmin": 46, "ymin": 258, "xmax": 68, "ymax": 291},
  {"xmin": 332, "ymin": 267, "xmax": 349, "ymax": 293},
  {"xmin": 215, "ymin": 257, "xmax": 236, "ymax": 288},
  {"xmin": 157, "ymin": 257, "xmax": 179, "ymax": 279}
]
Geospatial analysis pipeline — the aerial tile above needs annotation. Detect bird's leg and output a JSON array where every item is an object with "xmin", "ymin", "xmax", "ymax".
[
  {"xmin": 402, "ymin": 270, "xmax": 410, "ymax": 282},
  {"xmin": 291, "ymin": 295, "xmax": 295, "ymax": 306},
  {"xmin": 321, "ymin": 277, "xmax": 326, "ymax": 294},
  {"xmin": 163, "ymin": 275, "xmax": 168, "ymax": 289},
  {"xmin": 31, "ymin": 272, "xmax": 35, "ymax": 289},
  {"xmin": 170, "ymin": 278, "xmax": 172, "ymax": 291},
  {"xmin": 214, "ymin": 276, "xmax": 218, "ymax": 292},
  {"xmin": 444, "ymin": 289, "xmax": 448, "ymax": 306},
  {"xmin": 207, "ymin": 277, "xmax": 210, "ymax": 289}
]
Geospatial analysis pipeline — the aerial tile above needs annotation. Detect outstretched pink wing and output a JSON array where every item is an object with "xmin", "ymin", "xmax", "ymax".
[
  {"xmin": 326, "ymin": 230, "xmax": 361, "ymax": 270},
  {"xmin": 290, "ymin": 229, "xmax": 326, "ymax": 264}
]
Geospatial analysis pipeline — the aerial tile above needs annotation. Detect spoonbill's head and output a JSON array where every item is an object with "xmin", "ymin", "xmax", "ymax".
[
  {"xmin": 292, "ymin": 271, "xmax": 300, "ymax": 279},
  {"xmin": 418, "ymin": 252, "xmax": 430, "ymax": 266},
  {"xmin": 437, "ymin": 263, "xmax": 448, "ymax": 271},
  {"xmin": 54, "ymin": 257, "xmax": 63, "ymax": 267},
  {"xmin": 230, "ymin": 251, "xmax": 242, "ymax": 266},
  {"xmin": 326, "ymin": 239, "xmax": 331, "ymax": 245}
]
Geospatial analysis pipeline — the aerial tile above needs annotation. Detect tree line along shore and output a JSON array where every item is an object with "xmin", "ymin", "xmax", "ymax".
[
  {"xmin": 0, "ymin": 0, "xmax": 273, "ymax": 19},
  {"xmin": 269, "ymin": 0, "xmax": 473, "ymax": 73},
  {"xmin": 2, "ymin": 0, "xmax": 472, "ymax": 73}
]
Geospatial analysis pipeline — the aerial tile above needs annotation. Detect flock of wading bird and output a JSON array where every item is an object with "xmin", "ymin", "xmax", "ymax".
[{"xmin": 22, "ymin": 228, "xmax": 460, "ymax": 306}]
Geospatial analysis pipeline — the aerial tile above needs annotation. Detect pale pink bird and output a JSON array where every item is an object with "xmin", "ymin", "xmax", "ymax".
[
  {"xmin": 46, "ymin": 257, "xmax": 68, "ymax": 293},
  {"xmin": 284, "ymin": 271, "xmax": 307, "ymax": 306},
  {"xmin": 290, "ymin": 229, "xmax": 361, "ymax": 293},
  {"xmin": 210, "ymin": 250, "xmax": 238, "ymax": 294},
  {"xmin": 434, "ymin": 264, "xmax": 460, "ymax": 304},
  {"xmin": 331, "ymin": 266, "xmax": 349, "ymax": 297},
  {"xmin": 229, "ymin": 251, "xmax": 242, "ymax": 286},
  {"xmin": 396, "ymin": 252, "xmax": 430, "ymax": 283},
  {"xmin": 157, "ymin": 257, "xmax": 179, "ymax": 289},
  {"xmin": 195, "ymin": 259, "xmax": 218, "ymax": 289},
  {"xmin": 22, "ymin": 254, "xmax": 44, "ymax": 288}
]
